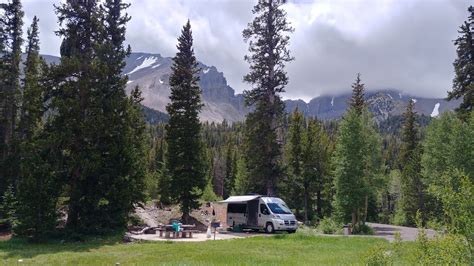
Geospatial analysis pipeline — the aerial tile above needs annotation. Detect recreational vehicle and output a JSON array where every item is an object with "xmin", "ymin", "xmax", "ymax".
[{"xmin": 219, "ymin": 195, "xmax": 298, "ymax": 233}]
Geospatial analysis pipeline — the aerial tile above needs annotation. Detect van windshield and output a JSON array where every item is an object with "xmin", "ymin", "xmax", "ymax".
[{"xmin": 267, "ymin": 203, "xmax": 292, "ymax": 214}]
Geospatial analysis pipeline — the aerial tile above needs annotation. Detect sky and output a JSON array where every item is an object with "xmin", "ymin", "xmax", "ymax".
[{"xmin": 10, "ymin": 0, "xmax": 470, "ymax": 101}]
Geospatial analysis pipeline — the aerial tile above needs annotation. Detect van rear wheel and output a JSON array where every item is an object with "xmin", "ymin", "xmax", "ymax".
[
  {"xmin": 287, "ymin": 230, "xmax": 296, "ymax": 234},
  {"xmin": 265, "ymin": 223, "xmax": 275, "ymax": 234}
]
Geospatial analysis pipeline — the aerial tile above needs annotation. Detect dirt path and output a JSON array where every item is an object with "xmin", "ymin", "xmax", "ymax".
[{"xmin": 367, "ymin": 222, "xmax": 436, "ymax": 242}]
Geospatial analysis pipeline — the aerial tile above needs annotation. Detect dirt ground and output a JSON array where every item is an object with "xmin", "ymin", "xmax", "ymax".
[
  {"xmin": 134, "ymin": 202, "xmax": 226, "ymax": 232},
  {"xmin": 0, "ymin": 231, "xmax": 11, "ymax": 241},
  {"xmin": 128, "ymin": 231, "xmax": 270, "ymax": 242}
]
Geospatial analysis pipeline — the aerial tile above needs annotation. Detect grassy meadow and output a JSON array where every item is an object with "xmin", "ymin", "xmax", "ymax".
[{"xmin": 0, "ymin": 232, "xmax": 415, "ymax": 265}]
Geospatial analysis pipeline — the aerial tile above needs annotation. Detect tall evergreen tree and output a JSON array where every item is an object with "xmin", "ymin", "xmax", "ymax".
[
  {"xmin": 349, "ymin": 73, "xmax": 365, "ymax": 114},
  {"xmin": 398, "ymin": 100, "xmax": 424, "ymax": 225},
  {"xmin": 51, "ymin": 0, "xmax": 144, "ymax": 233},
  {"xmin": 95, "ymin": 0, "xmax": 146, "ymax": 230},
  {"xmin": 166, "ymin": 20, "xmax": 206, "ymax": 222},
  {"xmin": 284, "ymin": 108, "xmax": 305, "ymax": 215},
  {"xmin": 17, "ymin": 16, "xmax": 44, "ymax": 141},
  {"xmin": 333, "ymin": 76, "xmax": 382, "ymax": 230},
  {"xmin": 52, "ymin": 0, "xmax": 102, "ymax": 232},
  {"xmin": 447, "ymin": 6, "xmax": 474, "ymax": 120},
  {"xmin": 223, "ymin": 144, "xmax": 236, "ymax": 199},
  {"xmin": 0, "ymin": 0, "xmax": 23, "ymax": 196},
  {"xmin": 14, "ymin": 17, "xmax": 61, "ymax": 240},
  {"xmin": 242, "ymin": 0, "xmax": 294, "ymax": 196},
  {"xmin": 302, "ymin": 118, "xmax": 331, "ymax": 221}
]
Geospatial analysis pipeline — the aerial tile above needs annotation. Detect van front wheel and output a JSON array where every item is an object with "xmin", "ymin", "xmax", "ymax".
[{"xmin": 265, "ymin": 223, "xmax": 275, "ymax": 234}]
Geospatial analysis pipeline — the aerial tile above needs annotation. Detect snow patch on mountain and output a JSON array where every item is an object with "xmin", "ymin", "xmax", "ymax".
[
  {"xmin": 203, "ymin": 68, "xmax": 210, "ymax": 74},
  {"xmin": 387, "ymin": 93, "xmax": 393, "ymax": 99},
  {"xmin": 127, "ymin": 56, "xmax": 158, "ymax": 74},
  {"xmin": 412, "ymin": 98, "xmax": 417, "ymax": 103},
  {"xmin": 159, "ymin": 79, "xmax": 164, "ymax": 84},
  {"xmin": 151, "ymin": 64, "xmax": 161, "ymax": 69},
  {"xmin": 331, "ymin": 97, "xmax": 334, "ymax": 107},
  {"xmin": 399, "ymin": 93, "xmax": 402, "ymax": 99},
  {"xmin": 136, "ymin": 56, "xmax": 143, "ymax": 60},
  {"xmin": 127, "ymin": 80, "xmax": 133, "ymax": 84},
  {"xmin": 431, "ymin": 103, "xmax": 440, "ymax": 117}
]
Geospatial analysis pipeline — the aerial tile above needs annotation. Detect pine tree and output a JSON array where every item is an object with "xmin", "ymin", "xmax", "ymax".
[
  {"xmin": 165, "ymin": 20, "xmax": 207, "ymax": 222},
  {"xmin": 284, "ymin": 108, "xmax": 305, "ymax": 215},
  {"xmin": 333, "ymin": 76, "xmax": 382, "ymax": 229},
  {"xmin": 333, "ymin": 110, "xmax": 367, "ymax": 226},
  {"xmin": 51, "ymin": 0, "xmax": 144, "ymax": 233},
  {"xmin": 302, "ymin": 118, "xmax": 331, "ymax": 221},
  {"xmin": 0, "ymin": 0, "xmax": 23, "ymax": 196},
  {"xmin": 398, "ymin": 100, "xmax": 424, "ymax": 225},
  {"xmin": 223, "ymin": 145, "xmax": 236, "ymax": 199},
  {"xmin": 447, "ymin": 6, "xmax": 474, "ymax": 120},
  {"xmin": 349, "ymin": 73, "xmax": 365, "ymax": 114},
  {"xmin": 0, "ymin": 185, "xmax": 17, "ymax": 229},
  {"xmin": 242, "ymin": 0, "xmax": 294, "ymax": 196},
  {"xmin": 18, "ymin": 16, "xmax": 44, "ymax": 141},
  {"xmin": 233, "ymin": 156, "xmax": 251, "ymax": 195},
  {"xmin": 14, "ymin": 17, "xmax": 61, "ymax": 240},
  {"xmin": 95, "ymin": 0, "xmax": 146, "ymax": 230},
  {"xmin": 52, "ymin": 0, "xmax": 102, "ymax": 233}
]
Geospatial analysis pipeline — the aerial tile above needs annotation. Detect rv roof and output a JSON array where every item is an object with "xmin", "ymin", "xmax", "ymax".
[{"xmin": 219, "ymin": 195, "xmax": 261, "ymax": 203}]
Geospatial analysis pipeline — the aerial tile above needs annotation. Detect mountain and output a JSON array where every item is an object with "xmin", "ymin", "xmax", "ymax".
[
  {"xmin": 285, "ymin": 90, "xmax": 460, "ymax": 123},
  {"xmin": 124, "ymin": 53, "xmax": 246, "ymax": 122},
  {"xmin": 41, "ymin": 52, "xmax": 460, "ymax": 123}
]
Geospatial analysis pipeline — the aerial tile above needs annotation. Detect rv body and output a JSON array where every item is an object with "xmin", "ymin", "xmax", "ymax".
[{"xmin": 221, "ymin": 195, "xmax": 298, "ymax": 233}]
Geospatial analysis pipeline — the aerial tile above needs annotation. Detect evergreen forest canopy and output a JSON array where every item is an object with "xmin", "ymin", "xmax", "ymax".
[{"xmin": 0, "ymin": 0, "xmax": 472, "ymax": 245}]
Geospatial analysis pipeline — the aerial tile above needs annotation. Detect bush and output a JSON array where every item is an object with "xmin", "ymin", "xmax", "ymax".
[
  {"xmin": 317, "ymin": 217, "xmax": 341, "ymax": 234},
  {"xmin": 391, "ymin": 207, "xmax": 407, "ymax": 226},
  {"xmin": 353, "ymin": 223, "xmax": 374, "ymax": 235},
  {"xmin": 410, "ymin": 233, "xmax": 472, "ymax": 265},
  {"xmin": 364, "ymin": 244, "xmax": 393, "ymax": 266},
  {"xmin": 128, "ymin": 213, "xmax": 145, "ymax": 226}
]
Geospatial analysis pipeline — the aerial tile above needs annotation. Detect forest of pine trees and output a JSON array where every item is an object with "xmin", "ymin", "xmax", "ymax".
[{"xmin": 0, "ymin": 0, "xmax": 472, "ymax": 244}]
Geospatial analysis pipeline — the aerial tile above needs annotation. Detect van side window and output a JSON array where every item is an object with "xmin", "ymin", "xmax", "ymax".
[
  {"xmin": 228, "ymin": 203, "xmax": 246, "ymax": 213},
  {"xmin": 260, "ymin": 204, "xmax": 269, "ymax": 214}
]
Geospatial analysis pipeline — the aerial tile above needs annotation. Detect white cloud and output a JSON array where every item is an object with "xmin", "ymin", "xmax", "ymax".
[{"xmin": 13, "ymin": 0, "xmax": 470, "ymax": 99}]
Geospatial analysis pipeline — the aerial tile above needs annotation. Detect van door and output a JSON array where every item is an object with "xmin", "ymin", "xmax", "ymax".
[
  {"xmin": 258, "ymin": 203, "xmax": 271, "ymax": 227},
  {"xmin": 247, "ymin": 199, "xmax": 259, "ymax": 226}
]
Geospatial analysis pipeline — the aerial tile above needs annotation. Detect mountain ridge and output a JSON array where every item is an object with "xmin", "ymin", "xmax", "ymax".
[{"xmin": 41, "ymin": 52, "xmax": 461, "ymax": 123}]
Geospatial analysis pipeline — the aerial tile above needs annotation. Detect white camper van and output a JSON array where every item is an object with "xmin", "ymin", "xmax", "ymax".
[{"xmin": 220, "ymin": 195, "xmax": 298, "ymax": 233}]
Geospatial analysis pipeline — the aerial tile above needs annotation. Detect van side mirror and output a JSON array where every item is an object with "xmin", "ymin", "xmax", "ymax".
[{"xmin": 263, "ymin": 209, "xmax": 269, "ymax": 215}]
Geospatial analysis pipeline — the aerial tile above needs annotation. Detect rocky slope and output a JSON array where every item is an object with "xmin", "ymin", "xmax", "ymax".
[{"xmin": 124, "ymin": 53, "xmax": 246, "ymax": 122}]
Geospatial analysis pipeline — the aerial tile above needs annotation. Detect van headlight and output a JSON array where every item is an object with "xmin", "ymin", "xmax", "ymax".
[{"xmin": 272, "ymin": 214, "xmax": 281, "ymax": 219}]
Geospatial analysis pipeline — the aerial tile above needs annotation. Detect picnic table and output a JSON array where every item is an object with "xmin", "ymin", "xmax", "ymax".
[{"xmin": 157, "ymin": 224, "xmax": 199, "ymax": 239}]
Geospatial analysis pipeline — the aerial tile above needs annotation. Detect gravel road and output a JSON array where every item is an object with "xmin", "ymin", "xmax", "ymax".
[{"xmin": 367, "ymin": 222, "xmax": 436, "ymax": 242}]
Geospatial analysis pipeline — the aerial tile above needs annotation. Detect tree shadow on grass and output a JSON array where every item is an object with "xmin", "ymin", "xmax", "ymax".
[{"xmin": 0, "ymin": 233, "xmax": 125, "ymax": 260}]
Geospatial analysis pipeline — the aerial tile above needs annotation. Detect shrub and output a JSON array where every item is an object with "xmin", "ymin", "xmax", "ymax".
[
  {"xmin": 364, "ymin": 244, "xmax": 393, "ymax": 266},
  {"xmin": 391, "ymin": 207, "xmax": 407, "ymax": 226},
  {"xmin": 128, "ymin": 213, "xmax": 145, "ymax": 226},
  {"xmin": 353, "ymin": 222, "xmax": 374, "ymax": 235},
  {"xmin": 410, "ymin": 233, "xmax": 472, "ymax": 265},
  {"xmin": 317, "ymin": 217, "xmax": 341, "ymax": 234}
]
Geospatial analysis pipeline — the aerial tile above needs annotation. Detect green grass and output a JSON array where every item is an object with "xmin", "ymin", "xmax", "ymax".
[{"xmin": 0, "ymin": 233, "xmax": 390, "ymax": 265}]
